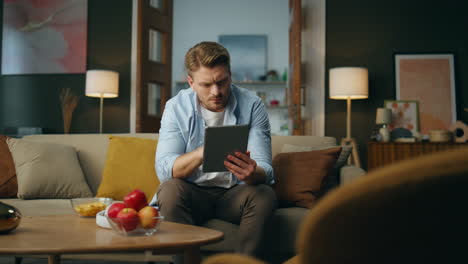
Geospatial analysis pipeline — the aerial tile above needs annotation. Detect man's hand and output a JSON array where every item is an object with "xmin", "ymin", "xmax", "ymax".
[{"xmin": 224, "ymin": 151, "xmax": 265, "ymax": 184}]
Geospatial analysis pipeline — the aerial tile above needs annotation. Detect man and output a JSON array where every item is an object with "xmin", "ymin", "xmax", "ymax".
[{"xmin": 154, "ymin": 41, "xmax": 277, "ymax": 256}]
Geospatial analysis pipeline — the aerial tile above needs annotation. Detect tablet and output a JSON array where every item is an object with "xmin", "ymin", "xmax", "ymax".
[{"xmin": 202, "ymin": 124, "xmax": 249, "ymax": 173}]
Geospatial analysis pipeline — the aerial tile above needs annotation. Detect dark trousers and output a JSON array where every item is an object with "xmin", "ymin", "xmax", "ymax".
[{"xmin": 156, "ymin": 178, "xmax": 277, "ymax": 257}]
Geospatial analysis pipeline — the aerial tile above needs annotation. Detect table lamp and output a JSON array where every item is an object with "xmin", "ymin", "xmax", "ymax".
[
  {"xmin": 376, "ymin": 108, "xmax": 392, "ymax": 142},
  {"xmin": 329, "ymin": 67, "xmax": 368, "ymax": 168},
  {"xmin": 85, "ymin": 70, "xmax": 119, "ymax": 133}
]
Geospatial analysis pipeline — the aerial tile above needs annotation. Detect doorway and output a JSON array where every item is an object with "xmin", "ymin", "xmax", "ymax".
[{"xmin": 130, "ymin": 0, "xmax": 325, "ymax": 135}]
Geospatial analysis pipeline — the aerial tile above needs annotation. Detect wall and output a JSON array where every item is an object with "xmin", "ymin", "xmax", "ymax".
[
  {"xmin": 171, "ymin": 0, "xmax": 288, "ymax": 94},
  {"xmin": 0, "ymin": 0, "xmax": 132, "ymax": 134},
  {"xmin": 325, "ymin": 0, "xmax": 468, "ymax": 169}
]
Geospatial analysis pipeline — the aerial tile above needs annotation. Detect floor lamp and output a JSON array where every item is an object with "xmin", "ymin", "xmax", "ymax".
[
  {"xmin": 329, "ymin": 67, "xmax": 368, "ymax": 168},
  {"xmin": 85, "ymin": 70, "xmax": 119, "ymax": 134}
]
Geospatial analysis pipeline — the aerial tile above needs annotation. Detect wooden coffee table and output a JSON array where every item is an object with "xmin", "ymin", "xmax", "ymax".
[{"xmin": 0, "ymin": 215, "xmax": 223, "ymax": 264}]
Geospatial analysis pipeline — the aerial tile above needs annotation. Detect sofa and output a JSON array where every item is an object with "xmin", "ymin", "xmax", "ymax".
[{"xmin": 0, "ymin": 133, "xmax": 365, "ymax": 263}]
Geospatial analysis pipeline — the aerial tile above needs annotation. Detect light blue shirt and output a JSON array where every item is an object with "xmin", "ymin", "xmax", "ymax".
[{"xmin": 155, "ymin": 84, "xmax": 274, "ymax": 188}]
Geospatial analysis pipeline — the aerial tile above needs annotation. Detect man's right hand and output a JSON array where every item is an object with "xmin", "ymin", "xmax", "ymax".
[{"xmin": 172, "ymin": 146, "xmax": 204, "ymax": 179}]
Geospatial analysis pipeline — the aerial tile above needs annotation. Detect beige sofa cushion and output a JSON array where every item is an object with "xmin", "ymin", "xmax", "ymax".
[
  {"xmin": 23, "ymin": 134, "xmax": 158, "ymax": 195},
  {"xmin": 7, "ymin": 138, "xmax": 92, "ymax": 199}
]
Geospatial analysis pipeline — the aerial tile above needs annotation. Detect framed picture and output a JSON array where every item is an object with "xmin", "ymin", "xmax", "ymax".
[
  {"xmin": 219, "ymin": 35, "xmax": 267, "ymax": 82},
  {"xmin": 2, "ymin": 0, "xmax": 88, "ymax": 75},
  {"xmin": 394, "ymin": 53, "xmax": 456, "ymax": 134},
  {"xmin": 384, "ymin": 100, "xmax": 420, "ymax": 135}
]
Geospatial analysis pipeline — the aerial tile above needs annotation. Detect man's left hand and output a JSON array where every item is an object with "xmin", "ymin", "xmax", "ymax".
[{"xmin": 224, "ymin": 151, "xmax": 257, "ymax": 183}]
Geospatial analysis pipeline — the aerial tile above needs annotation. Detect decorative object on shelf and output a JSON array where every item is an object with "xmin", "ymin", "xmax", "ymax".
[
  {"xmin": 384, "ymin": 100, "xmax": 420, "ymax": 135},
  {"xmin": 395, "ymin": 53, "xmax": 456, "ymax": 134},
  {"xmin": 429, "ymin": 130, "xmax": 451, "ymax": 143},
  {"xmin": 413, "ymin": 131, "xmax": 423, "ymax": 142},
  {"xmin": 376, "ymin": 108, "xmax": 392, "ymax": 142},
  {"xmin": 59, "ymin": 88, "xmax": 80, "ymax": 134},
  {"xmin": 1, "ymin": 0, "xmax": 88, "ymax": 75},
  {"xmin": 370, "ymin": 128, "xmax": 382, "ymax": 142},
  {"xmin": 0, "ymin": 201, "xmax": 21, "ymax": 234},
  {"xmin": 449, "ymin": 121, "xmax": 468, "ymax": 143},
  {"xmin": 85, "ymin": 70, "xmax": 119, "ymax": 134},
  {"xmin": 282, "ymin": 68, "xmax": 288, "ymax": 81},
  {"xmin": 218, "ymin": 35, "xmax": 267, "ymax": 81},
  {"xmin": 265, "ymin": 70, "xmax": 279, "ymax": 82},
  {"xmin": 270, "ymin": 99, "xmax": 280, "ymax": 106},
  {"xmin": 329, "ymin": 67, "xmax": 368, "ymax": 168},
  {"xmin": 390, "ymin": 127, "xmax": 413, "ymax": 142}
]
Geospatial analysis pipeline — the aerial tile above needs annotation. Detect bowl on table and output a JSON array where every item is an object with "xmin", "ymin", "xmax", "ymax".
[
  {"xmin": 71, "ymin": 197, "xmax": 113, "ymax": 217},
  {"xmin": 106, "ymin": 214, "xmax": 164, "ymax": 236}
]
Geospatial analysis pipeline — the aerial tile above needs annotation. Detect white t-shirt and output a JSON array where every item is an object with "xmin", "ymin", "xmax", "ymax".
[
  {"xmin": 196, "ymin": 106, "xmax": 237, "ymax": 187},
  {"xmin": 200, "ymin": 106, "xmax": 225, "ymax": 126}
]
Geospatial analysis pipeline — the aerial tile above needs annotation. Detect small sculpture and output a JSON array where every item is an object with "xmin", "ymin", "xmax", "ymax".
[{"xmin": 0, "ymin": 202, "xmax": 21, "ymax": 234}]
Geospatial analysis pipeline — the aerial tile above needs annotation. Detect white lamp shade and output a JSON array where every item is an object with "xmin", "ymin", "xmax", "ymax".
[
  {"xmin": 329, "ymin": 67, "xmax": 368, "ymax": 99},
  {"xmin": 376, "ymin": 108, "xmax": 392, "ymax": 124},
  {"xmin": 85, "ymin": 70, "xmax": 119, "ymax": 98}
]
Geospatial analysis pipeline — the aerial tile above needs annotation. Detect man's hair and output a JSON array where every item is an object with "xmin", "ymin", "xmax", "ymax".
[{"xmin": 185, "ymin": 41, "xmax": 230, "ymax": 76}]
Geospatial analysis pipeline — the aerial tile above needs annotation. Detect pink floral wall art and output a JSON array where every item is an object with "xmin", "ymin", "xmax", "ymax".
[
  {"xmin": 2, "ymin": 0, "xmax": 88, "ymax": 75},
  {"xmin": 395, "ymin": 54, "xmax": 456, "ymax": 134},
  {"xmin": 385, "ymin": 100, "xmax": 420, "ymax": 135}
]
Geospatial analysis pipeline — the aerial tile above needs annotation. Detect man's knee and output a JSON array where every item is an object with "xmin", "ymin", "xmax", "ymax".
[
  {"xmin": 243, "ymin": 184, "xmax": 277, "ymax": 211},
  {"xmin": 157, "ymin": 178, "xmax": 190, "ymax": 206}
]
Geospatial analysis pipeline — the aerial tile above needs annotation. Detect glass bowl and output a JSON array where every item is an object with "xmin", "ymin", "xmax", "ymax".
[
  {"xmin": 71, "ymin": 197, "xmax": 113, "ymax": 217},
  {"xmin": 106, "ymin": 215, "xmax": 164, "ymax": 236}
]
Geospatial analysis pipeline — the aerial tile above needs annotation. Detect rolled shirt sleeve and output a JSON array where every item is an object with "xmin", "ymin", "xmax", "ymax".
[
  {"xmin": 155, "ymin": 100, "xmax": 186, "ymax": 183},
  {"xmin": 247, "ymin": 99, "xmax": 274, "ymax": 184}
]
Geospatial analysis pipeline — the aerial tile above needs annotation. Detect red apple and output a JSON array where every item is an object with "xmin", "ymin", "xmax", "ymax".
[
  {"xmin": 116, "ymin": 208, "xmax": 139, "ymax": 231},
  {"xmin": 138, "ymin": 206, "xmax": 159, "ymax": 228},
  {"xmin": 106, "ymin": 202, "xmax": 126, "ymax": 218},
  {"xmin": 124, "ymin": 189, "xmax": 148, "ymax": 211}
]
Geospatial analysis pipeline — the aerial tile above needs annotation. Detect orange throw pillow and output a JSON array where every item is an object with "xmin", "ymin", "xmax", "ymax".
[
  {"xmin": 273, "ymin": 147, "xmax": 342, "ymax": 208},
  {"xmin": 0, "ymin": 135, "xmax": 18, "ymax": 198}
]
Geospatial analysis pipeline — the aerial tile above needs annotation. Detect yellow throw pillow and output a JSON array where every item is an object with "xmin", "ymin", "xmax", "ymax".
[{"xmin": 97, "ymin": 136, "xmax": 160, "ymax": 201}]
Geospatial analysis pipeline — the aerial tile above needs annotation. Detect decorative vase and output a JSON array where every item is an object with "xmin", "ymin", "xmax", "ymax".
[
  {"xmin": 60, "ymin": 88, "xmax": 80, "ymax": 134},
  {"xmin": 0, "ymin": 202, "xmax": 21, "ymax": 234}
]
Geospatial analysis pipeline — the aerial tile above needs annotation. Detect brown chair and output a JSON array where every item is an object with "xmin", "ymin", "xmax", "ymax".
[{"xmin": 203, "ymin": 146, "xmax": 468, "ymax": 264}]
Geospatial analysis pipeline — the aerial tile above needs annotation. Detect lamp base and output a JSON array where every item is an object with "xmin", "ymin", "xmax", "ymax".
[
  {"xmin": 340, "ymin": 138, "xmax": 361, "ymax": 168},
  {"xmin": 379, "ymin": 125, "xmax": 390, "ymax": 142}
]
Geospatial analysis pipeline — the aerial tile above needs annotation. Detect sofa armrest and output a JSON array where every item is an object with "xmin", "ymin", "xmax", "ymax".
[{"xmin": 340, "ymin": 165, "xmax": 366, "ymax": 185}]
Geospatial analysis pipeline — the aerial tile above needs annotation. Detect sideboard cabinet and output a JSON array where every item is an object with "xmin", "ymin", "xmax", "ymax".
[{"xmin": 367, "ymin": 142, "xmax": 468, "ymax": 170}]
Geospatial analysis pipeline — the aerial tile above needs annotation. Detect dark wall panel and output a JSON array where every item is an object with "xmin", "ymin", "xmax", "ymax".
[
  {"xmin": 326, "ymin": 0, "xmax": 468, "ymax": 169},
  {"xmin": 0, "ymin": 0, "xmax": 132, "ymax": 134}
]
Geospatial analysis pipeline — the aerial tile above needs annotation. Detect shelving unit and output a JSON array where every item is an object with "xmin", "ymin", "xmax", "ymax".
[{"xmin": 174, "ymin": 81, "xmax": 289, "ymax": 135}]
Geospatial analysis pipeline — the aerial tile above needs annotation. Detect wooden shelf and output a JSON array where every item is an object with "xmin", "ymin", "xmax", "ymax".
[{"xmin": 367, "ymin": 141, "xmax": 468, "ymax": 171}]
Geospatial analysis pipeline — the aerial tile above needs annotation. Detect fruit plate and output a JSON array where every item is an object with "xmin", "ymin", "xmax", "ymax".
[
  {"xmin": 96, "ymin": 210, "xmax": 111, "ymax": 229},
  {"xmin": 71, "ymin": 197, "xmax": 113, "ymax": 218},
  {"xmin": 107, "ymin": 214, "xmax": 164, "ymax": 236}
]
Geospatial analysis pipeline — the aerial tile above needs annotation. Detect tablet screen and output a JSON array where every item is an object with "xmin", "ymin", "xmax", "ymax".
[{"xmin": 202, "ymin": 124, "xmax": 249, "ymax": 172}]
